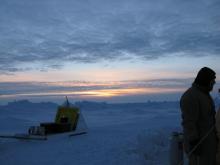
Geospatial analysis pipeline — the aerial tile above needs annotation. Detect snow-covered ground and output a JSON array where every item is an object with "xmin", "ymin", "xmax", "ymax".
[{"xmin": 0, "ymin": 101, "xmax": 182, "ymax": 165}]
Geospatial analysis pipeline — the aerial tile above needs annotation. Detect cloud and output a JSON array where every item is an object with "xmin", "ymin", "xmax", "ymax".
[
  {"xmin": 0, "ymin": 78, "xmax": 191, "ymax": 96},
  {"xmin": 1, "ymin": 78, "xmax": 220, "ymax": 103},
  {"xmin": 0, "ymin": 0, "xmax": 220, "ymax": 73}
]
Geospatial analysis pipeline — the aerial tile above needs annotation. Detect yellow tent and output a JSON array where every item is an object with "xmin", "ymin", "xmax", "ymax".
[
  {"xmin": 55, "ymin": 105, "xmax": 79, "ymax": 130},
  {"xmin": 39, "ymin": 98, "xmax": 80, "ymax": 134}
]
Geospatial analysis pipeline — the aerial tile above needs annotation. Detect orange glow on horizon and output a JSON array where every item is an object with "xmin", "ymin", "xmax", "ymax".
[{"xmin": 0, "ymin": 87, "xmax": 185, "ymax": 99}]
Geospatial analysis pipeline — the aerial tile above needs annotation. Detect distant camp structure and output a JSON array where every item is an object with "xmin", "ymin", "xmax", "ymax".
[
  {"xmin": 0, "ymin": 97, "xmax": 87, "ymax": 140},
  {"xmin": 28, "ymin": 97, "xmax": 87, "ymax": 136}
]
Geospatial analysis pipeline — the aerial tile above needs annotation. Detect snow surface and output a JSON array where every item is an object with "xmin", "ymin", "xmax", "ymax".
[{"xmin": 0, "ymin": 101, "xmax": 182, "ymax": 165}]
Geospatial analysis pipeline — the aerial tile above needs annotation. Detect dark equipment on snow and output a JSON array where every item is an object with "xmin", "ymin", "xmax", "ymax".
[
  {"xmin": 169, "ymin": 132, "xmax": 184, "ymax": 165},
  {"xmin": 28, "ymin": 97, "xmax": 79, "ymax": 135},
  {"xmin": 0, "ymin": 97, "xmax": 87, "ymax": 140},
  {"xmin": 170, "ymin": 125, "xmax": 216, "ymax": 165}
]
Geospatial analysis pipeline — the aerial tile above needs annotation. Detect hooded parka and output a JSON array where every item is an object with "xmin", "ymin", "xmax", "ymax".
[
  {"xmin": 215, "ymin": 108, "xmax": 220, "ymax": 165},
  {"xmin": 180, "ymin": 67, "xmax": 217, "ymax": 165}
]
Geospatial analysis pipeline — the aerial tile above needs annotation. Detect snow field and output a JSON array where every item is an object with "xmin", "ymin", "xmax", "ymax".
[{"xmin": 0, "ymin": 102, "xmax": 181, "ymax": 165}]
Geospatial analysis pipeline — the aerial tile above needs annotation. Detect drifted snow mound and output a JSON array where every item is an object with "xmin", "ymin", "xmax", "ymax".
[{"xmin": 136, "ymin": 128, "xmax": 170, "ymax": 165}]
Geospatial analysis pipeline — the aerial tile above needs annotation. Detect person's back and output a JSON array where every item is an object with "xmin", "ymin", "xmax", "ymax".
[
  {"xmin": 216, "ymin": 110, "xmax": 220, "ymax": 165},
  {"xmin": 180, "ymin": 67, "xmax": 217, "ymax": 165},
  {"xmin": 216, "ymin": 89, "xmax": 220, "ymax": 165}
]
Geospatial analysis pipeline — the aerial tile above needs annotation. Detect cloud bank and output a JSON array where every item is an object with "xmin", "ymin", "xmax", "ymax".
[
  {"xmin": 1, "ymin": 78, "xmax": 219, "ymax": 103},
  {"xmin": 0, "ymin": 78, "xmax": 191, "ymax": 97},
  {"xmin": 0, "ymin": 0, "xmax": 220, "ymax": 73}
]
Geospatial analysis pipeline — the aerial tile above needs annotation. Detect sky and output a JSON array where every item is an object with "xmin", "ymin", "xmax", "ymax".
[{"xmin": 0, "ymin": 0, "xmax": 220, "ymax": 104}]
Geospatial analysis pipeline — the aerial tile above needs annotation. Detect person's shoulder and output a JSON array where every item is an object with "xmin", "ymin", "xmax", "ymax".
[
  {"xmin": 181, "ymin": 87, "xmax": 198, "ymax": 101},
  {"xmin": 182, "ymin": 87, "xmax": 193, "ymax": 96}
]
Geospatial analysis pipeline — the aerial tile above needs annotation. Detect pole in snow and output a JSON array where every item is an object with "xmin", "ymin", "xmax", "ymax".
[{"xmin": 169, "ymin": 132, "xmax": 184, "ymax": 165}]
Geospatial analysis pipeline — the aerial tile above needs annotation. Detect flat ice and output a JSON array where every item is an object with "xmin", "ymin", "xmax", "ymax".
[{"xmin": 0, "ymin": 101, "xmax": 182, "ymax": 165}]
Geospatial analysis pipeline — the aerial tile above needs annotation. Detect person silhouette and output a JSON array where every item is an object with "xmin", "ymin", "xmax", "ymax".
[
  {"xmin": 180, "ymin": 67, "xmax": 217, "ymax": 165},
  {"xmin": 216, "ymin": 89, "xmax": 220, "ymax": 165}
]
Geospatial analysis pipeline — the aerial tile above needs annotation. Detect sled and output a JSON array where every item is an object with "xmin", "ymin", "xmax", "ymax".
[
  {"xmin": 0, "ymin": 129, "xmax": 87, "ymax": 141},
  {"xmin": 0, "ymin": 97, "xmax": 88, "ymax": 141},
  {"xmin": 0, "ymin": 133, "xmax": 47, "ymax": 140}
]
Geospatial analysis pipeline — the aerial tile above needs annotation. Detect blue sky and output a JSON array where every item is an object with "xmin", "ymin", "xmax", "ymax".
[{"xmin": 0, "ymin": 0, "xmax": 220, "ymax": 103}]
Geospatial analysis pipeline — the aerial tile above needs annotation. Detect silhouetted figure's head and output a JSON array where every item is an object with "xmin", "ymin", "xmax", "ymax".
[{"xmin": 194, "ymin": 67, "xmax": 216, "ymax": 92}]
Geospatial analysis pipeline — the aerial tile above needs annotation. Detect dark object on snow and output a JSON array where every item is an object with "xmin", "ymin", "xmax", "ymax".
[
  {"xmin": 29, "ymin": 104, "xmax": 79, "ymax": 135},
  {"xmin": 40, "ymin": 123, "xmax": 72, "ymax": 134},
  {"xmin": 0, "ymin": 98, "xmax": 88, "ymax": 141},
  {"xmin": 169, "ymin": 132, "xmax": 184, "ymax": 165},
  {"xmin": 27, "ymin": 97, "xmax": 80, "ymax": 136}
]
